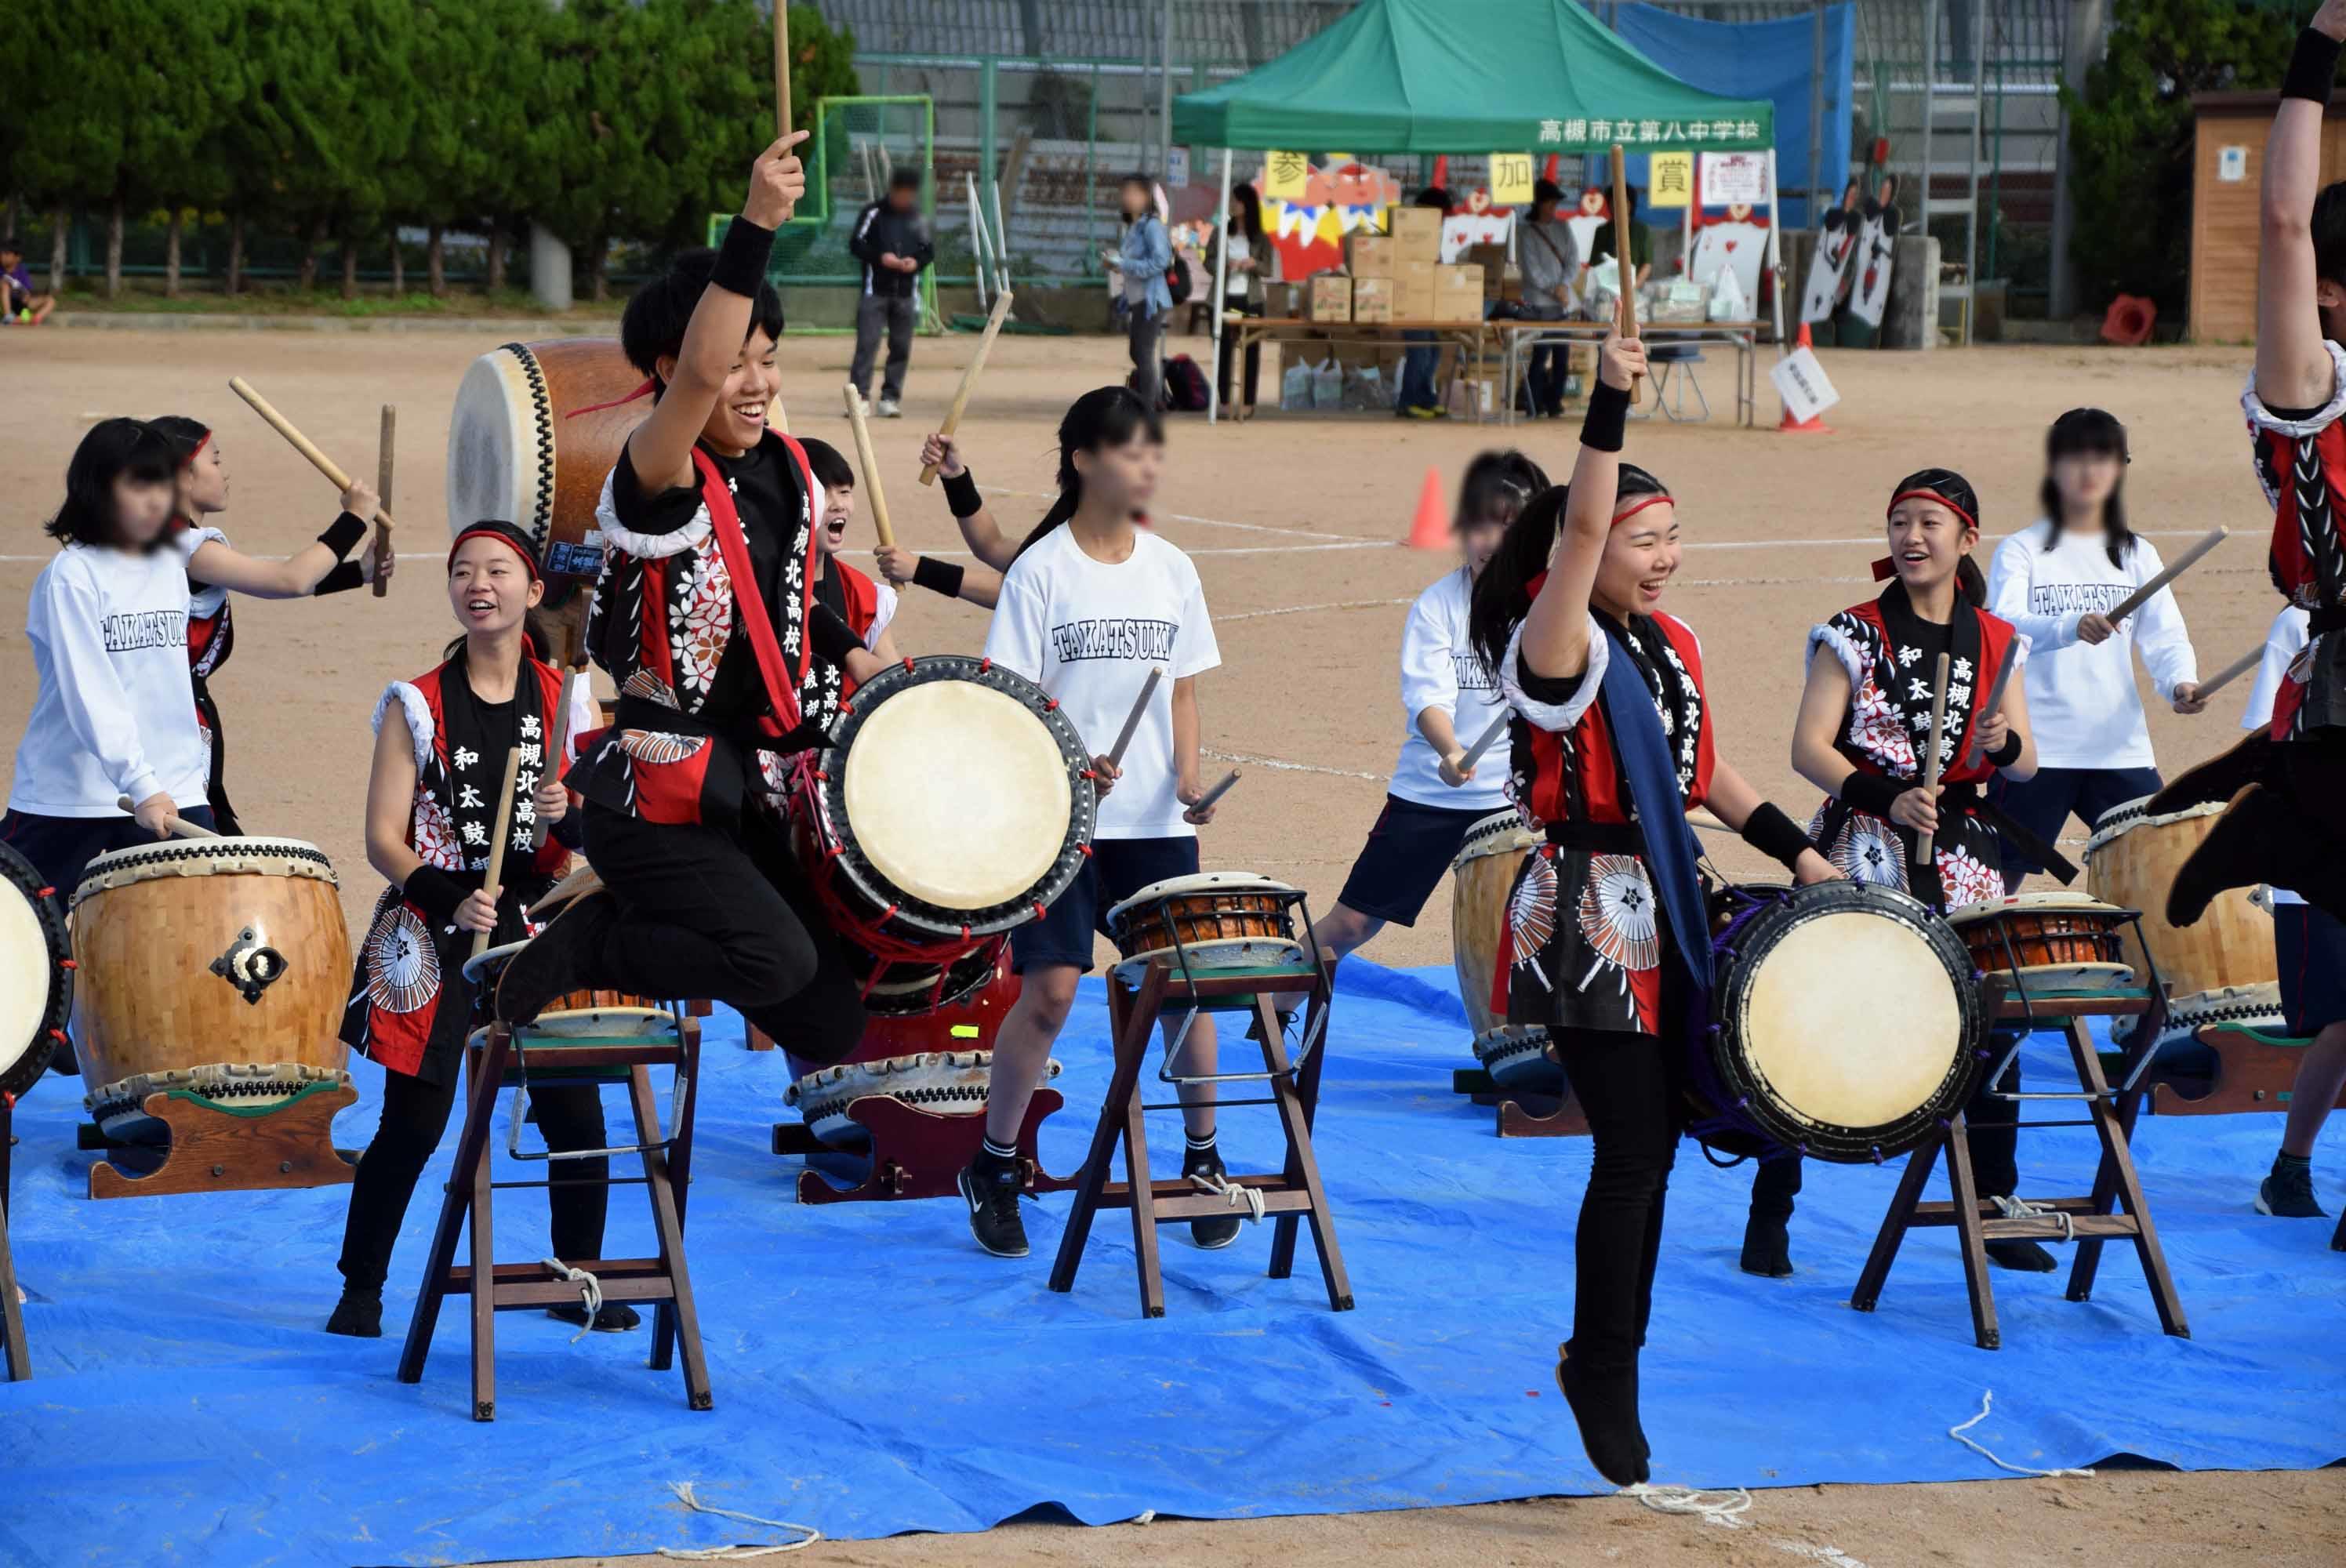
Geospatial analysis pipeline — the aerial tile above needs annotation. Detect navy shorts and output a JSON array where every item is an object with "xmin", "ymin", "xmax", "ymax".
[
  {"xmin": 2275, "ymin": 903, "xmax": 2346, "ymax": 1036},
  {"xmin": 0, "ymin": 805, "xmax": 220, "ymax": 898},
  {"xmin": 1011, "ymin": 835, "xmax": 1200, "ymax": 974},
  {"xmin": 1336, "ymin": 794, "xmax": 1495, "ymax": 926}
]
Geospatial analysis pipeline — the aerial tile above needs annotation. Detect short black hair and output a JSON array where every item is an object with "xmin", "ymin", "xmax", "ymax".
[
  {"xmin": 48, "ymin": 418, "xmax": 176, "ymax": 547},
  {"xmin": 1531, "ymin": 179, "xmax": 1564, "ymax": 210},
  {"xmin": 797, "ymin": 436, "xmax": 855, "ymax": 494},
  {"xmin": 2315, "ymin": 180, "xmax": 2346, "ymax": 286},
  {"xmin": 619, "ymin": 248, "xmax": 786, "ymax": 380},
  {"xmin": 888, "ymin": 169, "xmax": 921, "ymax": 194},
  {"xmin": 151, "ymin": 415, "xmax": 210, "ymax": 467},
  {"xmin": 0, "ymin": 238, "xmax": 20, "ymax": 256}
]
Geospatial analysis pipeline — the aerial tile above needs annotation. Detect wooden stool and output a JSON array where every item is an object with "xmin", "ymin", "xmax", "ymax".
[
  {"xmin": 2149, "ymin": 1023, "xmax": 2346, "ymax": 1116},
  {"xmin": 1048, "ymin": 959, "xmax": 1352, "ymax": 1318},
  {"xmin": 1853, "ymin": 978, "xmax": 2187, "ymax": 1350},
  {"xmin": 396, "ymin": 1009, "xmax": 710, "ymax": 1421},
  {"xmin": 1, "ymin": 1098, "xmax": 26, "ymax": 1382}
]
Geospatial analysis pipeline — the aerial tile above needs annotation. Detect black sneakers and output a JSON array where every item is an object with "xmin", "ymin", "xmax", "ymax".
[
  {"xmin": 547, "ymin": 1301, "xmax": 642, "ymax": 1333},
  {"xmin": 2257, "ymin": 1156, "xmax": 2327, "ymax": 1219},
  {"xmin": 1183, "ymin": 1142, "xmax": 1244, "ymax": 1250},
  {"xmin": 494, "ymin": 891, "xmax": 618, "ymax": 1025},
  {"xmin": 958, "ymin": 1156, "xmax": 1030, "ymax": 1258},
  {"xmin": 1985, "ymin": 1238, "xmax": 2060, "ymax": 1272}
]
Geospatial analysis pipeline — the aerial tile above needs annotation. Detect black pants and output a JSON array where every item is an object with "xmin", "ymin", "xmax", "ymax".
[
  {"xmin": 1215, "ymin": 300, "xmax": 1262, "ymax": 408},
  {"xmin": 337, "ymin": 1068, "xmax": 608, "ymax": 1296},
  {"xmin": 850, "ymin": 293, "xmax": 917, "ymax": 402},
  {"xmin": 585, "ymin": 802, "xmax": 866, "ymax": 1066},
  {"xmin": 1553, "ymin": 1027, "xmax": 1677, "ymax": 1379}
]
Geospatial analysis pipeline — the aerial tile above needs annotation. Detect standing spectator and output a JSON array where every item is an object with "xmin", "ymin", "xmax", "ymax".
[
  {"xmin": 1396, "ymin": 187, "xmax": 1453, "ymax": 419},
  {"xmin": 1589, "ymin": 186, "xmax": 1652, "ymax": 295},
  {"xmin": 848, "ymin": 170, "xmax": 932, "ymax": 418},
  {"xmin": 1512, "ymin": 180, "xmax": 1581, "ymax": 418},
  {"xmin": 1, "ymin": 238, "xmax": 56, "ymax": 325},
  {"xmin": 1105, "ymin": 174, "xmax": 1173, "ymax": 410},
  {"xmin": 1208, "ymin": 183, "xmax": 1273, "ymax": 412}
]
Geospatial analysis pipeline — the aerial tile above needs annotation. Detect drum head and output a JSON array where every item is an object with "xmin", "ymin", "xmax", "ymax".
[
  {"xmin": 72, "ymin": 836, "xmax": 338, "ymax": 906},
  {"xmin": 0, "ymin": 840, "xmax": 70, "ymax": 1100},
  {"xmin": 1104, "ymin": 871, "xmax": 1293, "ymax": 928},
  {"xmin": 2081, "ymin": 793, "xmax": 2221, "ymax": 863},
  {"xmin": 448, "ymin": 347, "xmax": 547, "ymax": 551},
  {"xmin": 1945, "ymin": 891, "xmax": 2127, "ymax": 927},
  {"xmin": 1454, "ymin": 810, "xmax": 1537, "ymax": 869}
]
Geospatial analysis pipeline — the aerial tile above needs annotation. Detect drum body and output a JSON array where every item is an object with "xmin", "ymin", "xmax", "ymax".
[
  {"xmin": 797, "ymin": 655, "xmax": 1094, "ymax": 1014},
  {"xmin": 2115, "ymin": 982, "xmax": 2290, "ymax": 1055},
  {"xmin": 1944, "ymin": 893, "xmax": 2134, "ymax": 989},
  {"xmin": 446, "ymin": 339, "xmax": 645, "ymax": 579},
  {"xmin": 71, "ymin": 839, "xmax": 352, "ymax": 1137},
  {"xmin": 1449, "ymin": 810, "xmax": 1558, "ymax": 1091},
  {"xmin": 1702, "ymin": 882, "xmax": 1985, "ymax": 1163},
  {"xmin": 1105, "ymin": 873, "xmax": 1308, "ymax": 986},
  {"xmin": 0, "ymin": 840, "xmax": 71, "ymax": 1102},
  {"xmin": 783, "ymin": 964, "xmax": 1051, "ymax": 1146},
  {"xmin": 2084, "ymin": 797, "xmax": 2275, "ymax": 1000},
  {"xmin": 464, "ymin": 941, "xmax": 677, "ymax": 1040}
]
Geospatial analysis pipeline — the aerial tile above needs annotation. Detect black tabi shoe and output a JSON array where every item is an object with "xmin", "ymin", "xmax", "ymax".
[
  {"xmin": 2144, "ymin": 732, "xmax": 2275, "ymax": 817},
  {"xmin": 1554, "ymin": 1345, "xmax": 1649, "ymax": 1486},
  {"xmin": 1739, "ymin": 1214, "xmax": 1794, "ymax": 1278},
  {"xmin": 494, "ymin": 891, "xmax": 619, "ymax": 1025},
  {"xmin": 547, "ymin": 1301, "xmax": 641, "ymax": 1334},
  {"xmin": 1182, "ymin": 1142, "xmax": 1245, "ymax": 1250},
  {"xmin": 958, "ymin": 1157, "xmax": 1030, "ymax": 1258},
  {"xmin": 2166, "ymin": 786, "xmax": 2289, "ymax": 930},
  {"xmin": 325, "ymin": 1290, "xmax": 383, "ymax": 1338},
  {"xmin": 1985, "ymin": 1238, "xmax": 2060, "ymax": 1273}
]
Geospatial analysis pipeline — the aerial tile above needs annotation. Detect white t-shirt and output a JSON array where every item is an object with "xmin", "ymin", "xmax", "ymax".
[
  {"xmin": 1986, "ymin": 520, "xmax": 2199, "ymax": 770},
  {"xmin": 983, "ymin": 524, "xmax": 1220, "ymax": 840},
  {"xmin": 9, "ymin": 536, "xmax": 210, "ymax": 817},
  {"xmin": 2242, "ymin": 604, "xmax": 2312, "ymax": 906},
  {"xmin": 1388, "ymin": 566, "xmax": 1509, "ymax": 811}
]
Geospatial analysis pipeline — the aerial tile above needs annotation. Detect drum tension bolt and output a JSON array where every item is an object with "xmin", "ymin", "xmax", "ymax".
[{"xmin": 210, "ymin": 1164, "xmax": 227, "ymax": 1178}]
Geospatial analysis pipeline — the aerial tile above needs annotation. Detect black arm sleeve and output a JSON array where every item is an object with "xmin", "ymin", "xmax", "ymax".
[
  {"xmin": 401, "ymin": 866, "xmax": 468, "ymax": 925},
  {"xmin": 318, "ymin": 511, "xmax": 369, "ymax": 557},
  {"xmin": 808, "ymin": 603, "xmax": 863, "ymax": 668},
  {"xmin": 1837, "ymin": 769, "xmax": 1906, "ymax": 821}
]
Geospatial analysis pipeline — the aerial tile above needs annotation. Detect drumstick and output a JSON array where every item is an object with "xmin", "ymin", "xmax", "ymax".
[
  {"xmin": 1959, "ymin": 641, "xmax": 2022, "ymax": 769},
  {"xmin": 840, "ymin": 386, "xmax": 897, "ymax": 550},
  {"xmin": 1105, "ymin": 667, "xmax": 1164, "ymax": 768},
  {"xmin": 114, "ymin": 796, "xmax": 218, "ymax": 839},
  {"xmin": 227, "ymin": 377, "xmax": 398, "ymax": 545},
  {"xmin": 1190, "ymin": 768, "xmax": 1241, "ymax": 814},
  {"xmin": 1689, "ymin": 806, "xmax": 1732, "ymax": 833},
  {"xmin": 532, "ymin": 600, "xmax": 592, "ymax": 851},
  {"xmin": 372, "ymin": 405, "xmax": 394, "ymax": 599},
  {"xmin": 471, "ymin": 747, "xmax": 525, "ymax": 961},
  {"xmin": 2107, "ymin": 525, "xmax": 2228, "ymax": 625},
  {"xmin": 767, "ymin": 397, "xmax": 790, "ymax": 437},
  {"xmin": 772, "ymin": 0, "xmax": 791, "ymax": 139},
  {"xmin": 1915, "ymin": 651, "xmax": 1952, "ymax": 867},
  {"xmin": 1609, "ymin": 144, "xmax": 1641, "ymax": 405},
  {"xmin": 2188, "ymin": 641, "xmax": 2269, "ymax": 703},
  {"xmin": 1458, "ymin": 710, "xmax": 1510, "ymax": 773},
  {"xmin": 919, "ymin": 292, "xmax": 1015, "ymax": 485}
]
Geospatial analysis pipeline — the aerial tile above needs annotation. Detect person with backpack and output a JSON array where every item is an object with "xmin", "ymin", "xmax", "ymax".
[{"xmin": 1104, "ymin": 175, "xmax": 1175, "ymax": 411}]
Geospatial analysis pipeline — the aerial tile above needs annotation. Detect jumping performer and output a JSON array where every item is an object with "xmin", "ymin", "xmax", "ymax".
[
  {"xmin": 1786, "ymin": 468, "xmax": 2065, "ymax": 1277},
  {"xmin": 1985, "ymin": 408, "xmax": 2203, "ymax": 890},
  {"xmin": 1465, "ymin": 333, "xmax": 1837, "ymax": 1486},
  {"xmin": 327, "ymin": 523, "xmax": 605, "ymax": 1339},
  {"xmin": 957, "ymin": 387, "xmax": 1229, "ymax": 1261},
  {"xmin": 151, "ymin": 415, "xmax": 390, "ymax": 833},
  {"xmin": 2164, "ymin": 0, "xmax": 2346, "ymax": 928},
  {"xmin": 491, "ymin": 134, "xmax": 888, "ymax": 1073},
  {"xmin": 796, "ymin": 436, "xmax": 904, "ymax": 677}
]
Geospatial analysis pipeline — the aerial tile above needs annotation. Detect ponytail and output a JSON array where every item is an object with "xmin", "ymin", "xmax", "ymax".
[
  {"xmin": 1956, "ymin": 555, "xmax": 1987, "ymax": 608},
  {"xmin": 1469, "ymin": 485, "xmax": 1567, "ymax": 674},
  {"xmin": 1011, "ymin": 385, "xmax": 1162, "ymax": 564}
]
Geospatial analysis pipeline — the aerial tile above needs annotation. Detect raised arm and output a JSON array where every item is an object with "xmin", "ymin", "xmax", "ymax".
[
  {"xmin": 2257, "ymin": 3, "xmax": 2346, "ymax": 412},
  {"xmin": 185, "ymin": 488, "xmax": 380, "ymax": 600},
  {"xmin": 1518, "ymin": 332, "xmax": 1647, "ymax": 681},
  {"xmin": 627, "ymin": 133, "xmax": 808, "ymax": 493}
]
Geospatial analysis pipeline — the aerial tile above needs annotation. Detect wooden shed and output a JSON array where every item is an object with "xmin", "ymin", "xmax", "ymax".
[{"xmin": 2191, "ymin": 91, "xmax": 2346, "ymax": 343}]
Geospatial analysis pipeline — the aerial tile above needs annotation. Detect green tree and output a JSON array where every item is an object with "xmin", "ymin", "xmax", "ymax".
[
  {"xmin": 13, "ymin": 0, "xmax": 181, "ymax": 297},
  {"xmin": 399, "ymin": 0, "xmax": 554, "ymax": 296},
  {"xmin": 2062, "ymin": 0, "xmax": 2297, "ymax": 321},
  {"xmin": 147, "ymin": 0, "xmax": 243, "ymax": 297}
]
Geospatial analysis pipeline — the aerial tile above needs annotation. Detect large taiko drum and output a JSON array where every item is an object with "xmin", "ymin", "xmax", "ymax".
[
  {"xmin": 71, "ymin": 838, "xmax": 353, "ymax": 1139},
  {"xmin": 1105, "ymin": 872, "xmax": 1309, "ymax": 985},
  {"xmin": 446, "ymin": 339, "xmax": 645, "ymax": 579},
  {"xmin": 2083, "ymin": 796, "xmax": 2276, "ymax": 1001},
  {"xmin": 1699, "ymin": 882, "xmax": 1985, "ymax": 1163},
  {"xmin": 0, "ymin": 840, "xmax": 71, "ymax": 1102},
  {"xmin": 796, "ymin": 655, "xmax": 1094, "ymax": 1013},
  {"xmin": 1447, "ymin": 809, "xmax": 1557, "ymax": 1091}
]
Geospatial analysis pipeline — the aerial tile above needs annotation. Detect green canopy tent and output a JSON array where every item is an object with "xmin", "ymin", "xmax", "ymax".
[{"xmin": 1173, "ymin": 0, "xmax": 1781, "ymax": 419}]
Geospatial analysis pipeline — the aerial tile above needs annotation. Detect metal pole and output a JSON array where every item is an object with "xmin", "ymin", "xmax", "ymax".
[
  {"xmin": 1208, "ymin": 148, "xmax": 1233, "ymax": 425},
  {"xmin": 968, "ymin": 172, "xmax": 991, "ymax": 313},
  {"xmin": 1765, "ymin": 149, "xmax": 1788, "ymax": 350},
  {"xmin": 1160, "ymin": 0, "xmax": 1175, "ymax": 178},
  {"xmin": 1808, "ymin": 0, "xmax": 1826, "ymax": 230}
]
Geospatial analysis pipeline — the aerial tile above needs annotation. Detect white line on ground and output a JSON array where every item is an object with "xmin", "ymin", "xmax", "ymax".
[
  {"xmin": 1204, "ymin": 747, "xmax": 1384, "ymax": 782},
  {"xmin": 990, "ymin": 485, "xmax": 1373, "ymax": 542},
  {"xmin": 1218, "ymin": 596, "xmax": 1416, "ymax": 622}
]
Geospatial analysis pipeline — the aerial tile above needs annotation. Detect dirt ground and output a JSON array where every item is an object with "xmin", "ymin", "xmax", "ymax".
[{"xmin": 2, "ymin": 325, "xmax": 2331, "ymax": 1563}]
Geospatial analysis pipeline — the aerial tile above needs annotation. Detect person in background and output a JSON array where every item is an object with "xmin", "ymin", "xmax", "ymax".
[
  {"xmin": 1986, "ymin": 408, "xmax": 2203, "ymax": 890},
  {"xmin": 1589, "ymin": 186, "xmax": 1651, "ymax": 295},
  {"xmin": 1105, "ymin": 176, "xmax": 1174, "ymax": 410},
  {"xmin": 848, "ymin": 169, "xmax": 933, "ymax": 419},
  {"xmin": 1509, "ymin": 180, "xmax": 1582, "ymax": 419},
  {"xmin": 1396, "ymin": 187, "xmax": 1454, "ymax": 420},
  {"xmin": 2, "ymin": 238, "xmax": 55, "ymax": 324},
  {"xmin": 795, "ymin": 436, "xmax": 904, "ymax": 677},
  {"xmin": 1208, "ymin": 183, "xmax": 1273, "ymax": 413}
]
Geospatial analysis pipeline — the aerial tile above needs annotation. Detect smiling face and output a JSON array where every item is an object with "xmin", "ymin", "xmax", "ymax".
[
  {"xmin": 1593, "ymin": 498, "xmax": 1681, "ymax": 620},
  {"xmin": 179, "ymin": 436, "xmax": 228, "ymax": 515},
  {"xmin": 1886, "ymin": 496, "xmax": 1976, "ymax": 595},
  {"xmin": 1460, "ymin": 517, "xmax": 1508, "ymax": 575},
  {"xmin": 447, "ymin": 535, "xmax": 543, "ymax": 638},
  {"xmin": 659, "ymin": 328, "xmax": 780, "ymax": 456},
  {"xmin": 816, "ymin": 480, "xmax": 855, "ymax": 556}
]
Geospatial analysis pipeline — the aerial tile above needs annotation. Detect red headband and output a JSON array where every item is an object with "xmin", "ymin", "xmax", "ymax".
[
  {"xmin": 1885, "ymin": 488, "xmax": 1977, "ymax": 532},
  {"xmin": 448, "ymin": 524, "xmax": 542, "ymax": 581},
  {"xmin": 1611, "ymin": 494, "xmax": 1672, "ymax": 529},
  {"xmin": 177, "ymin": 430, "xmax": 211, "ymax": 470},
  {"xmin": 565, "ymin": 379, "xmax": 658, "ymax": 419}
]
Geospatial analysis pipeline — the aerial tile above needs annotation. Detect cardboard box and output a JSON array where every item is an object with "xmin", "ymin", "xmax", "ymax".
[
  {"xmin": 1393, "ymin": 259, "xmax": 1436, "ymax": 321},
  {"xmin": 1433, "ymin": 263, "xmax": 1485, "ymax": 322},
  {"xmin": 1348, "ymin": 234, "xmax": 1396, "ymax": 277},
  {"xmin": 1266, "ymin": 281, "xmax": 1305, "ymax": 320},
  {"xmin": 1305, "ymin": 274, "xmax": 1353, "ymax": 323},
  {"xmin": 1351, "ymin": 275, "xmax": 1396, "ymax": 323},
  {"xmin": 1465, "ymin": 243, "xmax": 1509, "ymax": 281},
  {"xmin": 1392, "ymin": 205, "xmax": 1443, "ymax": 262}
]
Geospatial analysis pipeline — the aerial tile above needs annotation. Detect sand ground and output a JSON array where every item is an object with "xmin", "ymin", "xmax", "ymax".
[{"xmin": 1, "ymin": 325, "xmax": 2333, "ymax": 1564}]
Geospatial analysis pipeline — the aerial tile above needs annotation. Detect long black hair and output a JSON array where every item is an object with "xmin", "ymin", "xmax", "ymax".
[
  {"xmin": 1229, "ymin": 183, "xmax": 1265, "ymax": 245},
  {"xmin": 1468, "ymin": 463, "xmax": 1670, "ymax": 674},
  {"xmin": 1011, "ymin": 387, "xmax": 1165, "ymax": 563},
  {"xmin": 1888, "ymin": 467, "xmax": 1988, "ymax": 608},
  {"xmin": 46, "ymin": 418, "xmax": 176, "ymax": 548},
  {"xmin": 1457, "ymin": 449, "xmax": 1549, "ymax": 530},
  {"xmin": 2037, "ymin": 407, "xmax": 2134, "ymax": 568},
  {"xmin": 151, "ymin": 415, "xmax": 212, "ymax": 468}
]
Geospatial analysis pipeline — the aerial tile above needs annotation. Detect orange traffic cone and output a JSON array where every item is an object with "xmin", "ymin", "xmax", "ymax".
[
  {"xmin": 1777, "ymin": 322, "xmax": 1833, "ymax": 434},
  {"xmin": 1407, "ymin": 466, "xmax": 1449, "ymax": 549}
]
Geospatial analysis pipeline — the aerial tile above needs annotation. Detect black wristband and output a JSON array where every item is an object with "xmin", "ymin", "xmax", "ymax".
[
  {"xmin": 711, "ymin": 214, "xmax": 779, "ymax": 297},
  {"xmin": 1739, "ymin": 801, "xmax": 1817, "ymax": 874},
  {"xmin": 912, "ymin": 554, "xmax": 967, "ymax": 599},
  {"xmin": 315, "ymin": 560, "xmax": 365, "ymax": 597},
  {"xmin": 1581, "ymin": 377, "xmax": 1629, "ymax": 452},
  {"xmin": 318, "ymin": 510, "xmax": 369, "ymax": 557},
  {"xmin": 941, "ymin": 466, "xmax": 984, "ymax": 519},
  {"xmin": 550, "ymin": 809, "xmax": 586, "ymax": 853},
  {"xmin": 2285, "ymin": 27, "xmax": 2344, "ymax": 103},
  {"xmin": 401, "ymin": 866, "xmax": 468, "ymax": 925},
  {"xmin": 808, "ymin": 602, "xmax": 862, "ymax": 668},
  {"xmin": 1987, "ymin": 730, "xmax": 2023, "ymax": 768},
  {"xmin": 1837, "ymin": 769, "xmax": 1907, "ymax": 822}
]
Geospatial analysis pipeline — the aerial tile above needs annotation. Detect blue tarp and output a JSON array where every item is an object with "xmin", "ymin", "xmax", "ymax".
[
  {"xmin": 3, "ymin": 960, "xmax": 2341, "ymax": 1567},
  {"xmin": 1610, "ymin": 2, "xmax": 1854, "ymax": 230}
]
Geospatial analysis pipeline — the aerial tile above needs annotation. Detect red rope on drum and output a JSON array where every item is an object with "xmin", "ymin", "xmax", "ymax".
[
  {"xmin": 1044, "ymin": 697, "xmax": 1059, "ymax": 711},
  {"xmin": 1032, "ymin": 902, "xmax": 1047, "ymax": 921},
  {"xmin": 58, "ymin": 957, "xmax": 76, "ymax": 970},
  {"xmin": 900, "ymin": 656, "xmax": 914, "ymax": 671},
  {"xmin": 978, "ymin": 657, "xmax": 991, "ymax": 673},
  {"xmin": 36, "ymin": 886, "xmax": 53, "ymax": 899}
]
